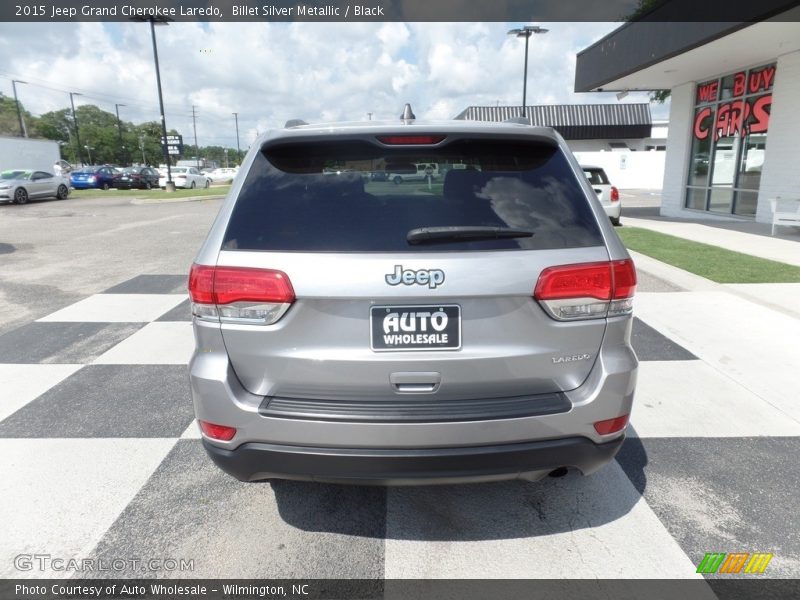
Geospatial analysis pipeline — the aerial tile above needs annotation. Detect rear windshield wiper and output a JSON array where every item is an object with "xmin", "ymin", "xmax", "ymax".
[{"xmin": 407, "ymin": 226, "xmax": 534, "ymax": 245}]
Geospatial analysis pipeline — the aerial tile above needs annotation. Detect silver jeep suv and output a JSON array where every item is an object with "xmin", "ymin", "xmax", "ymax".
[{"xmin": 188, "ymin": 107, "xmax": 638, "ymax": 485}]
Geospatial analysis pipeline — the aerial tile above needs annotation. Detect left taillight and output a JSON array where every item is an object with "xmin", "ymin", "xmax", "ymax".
[
  {"xmin": 188, "ymin": 264, "xmax": 295, "ymax": 325},
  {"xmin": 610, "ymin": 186, "xmax": 620, "ymax": 202},
  {"xmin": 533, "ymin": 259, "xmax": 636, "ymax": 321}
]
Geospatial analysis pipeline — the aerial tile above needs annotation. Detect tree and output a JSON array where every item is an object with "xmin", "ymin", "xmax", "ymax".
[{"xmin": 0, "ymin": 93, "xmax": 39, "ymax": 137}]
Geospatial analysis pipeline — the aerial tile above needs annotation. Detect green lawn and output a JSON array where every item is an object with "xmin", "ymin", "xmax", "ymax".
[
  {"xmin": 70, "ymin": 185, "xmax": 230, "ymax": 200},
  {"xmin": 617, "ymin": 227, "xmax": 800, "ymax": 284}
]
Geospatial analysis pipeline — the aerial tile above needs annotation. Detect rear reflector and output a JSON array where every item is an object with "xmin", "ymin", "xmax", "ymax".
[
  {"xmin": 376, "ymin": 135, "xmax": 446, "ymax": 145},
  {"xmin": 199, "ymin": 420, "xmax": 237, "ymax": 441},
  {"xmin": 594, "ymin": 415, "xmax": 630, "ymax": 435},
  {"xmin": 534, "ymin": 260, "xmax": 636, "ymax": 320},
  {"xmin": 189, "ymin": 264, "xmax": 295, "ymax": 325}
]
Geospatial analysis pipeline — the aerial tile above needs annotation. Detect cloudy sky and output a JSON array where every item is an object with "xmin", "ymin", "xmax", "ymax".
[{"xmin": 0, "ymin": 21, "xmax": 664, "ymax": 150}]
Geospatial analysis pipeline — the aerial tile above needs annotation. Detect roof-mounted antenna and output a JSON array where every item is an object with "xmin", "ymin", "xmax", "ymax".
[
  {"xmin": 284, "ymin": 119, "xmax": 308, "ymax": 128},
  {"xmin": 400, "ymin": 103, "xmax": 416, "ymax": 121}
]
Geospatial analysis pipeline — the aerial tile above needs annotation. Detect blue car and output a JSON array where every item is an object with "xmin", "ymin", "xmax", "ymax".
[{"xmin": 70, "ymin": 166, "xmax": 116, "ymax": 190}]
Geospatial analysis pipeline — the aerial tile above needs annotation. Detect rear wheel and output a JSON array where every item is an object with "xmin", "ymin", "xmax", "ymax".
[
  {"xmin": 13, "ymin": 188, "xmax": 28, "ymax": 204},
  {"xmin": 393, "ymin": 176, "xmax": 402, "ymax": 185},
  {"xmin": 190, "ymin": 181, "xmax": 196, "ymax": 189},
  {"xmin": 102, "ymin": 182, "xmax": 110, "ymax": 191},
  {"xmin": 56, "ymin": 185, "xmax": 69, "ymax": 200},
  {"xmin": 204, "ymin": 179, "xmax": 210, "ymax": 188},
  {"xmin": 145, "ymin": 181, "xmax": 152, "ymax": 190},
  {"xmin": 610, "ymin": 216, "xmax": 621, "ymax": 227}
]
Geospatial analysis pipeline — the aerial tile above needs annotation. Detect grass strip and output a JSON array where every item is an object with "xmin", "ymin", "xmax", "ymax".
[{"xmin": 616, "ymin": 227, "xmax": 800, "ymax": 283}]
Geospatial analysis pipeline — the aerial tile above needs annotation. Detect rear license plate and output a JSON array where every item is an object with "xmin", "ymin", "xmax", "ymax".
[{"xmin": 370, "ymin": 304, "xmax": 461, "ymax": 352}]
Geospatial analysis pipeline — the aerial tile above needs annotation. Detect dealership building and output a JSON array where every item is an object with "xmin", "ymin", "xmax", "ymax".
[{"xmin": 575, "ymin": 7, "xmax": 800, "ymax": 223}]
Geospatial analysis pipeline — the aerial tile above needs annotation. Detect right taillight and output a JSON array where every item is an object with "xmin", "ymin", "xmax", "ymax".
[
  {"xmin": 188, "ymin": 263, "xmax": 295, "ymax": 325},
  {"xmin": 534, "ymin": 260, "xmax": 636, "ymax": 321}
]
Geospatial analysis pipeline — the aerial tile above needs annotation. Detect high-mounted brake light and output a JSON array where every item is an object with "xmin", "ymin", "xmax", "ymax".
[
  {"xmin": 534, "ymin": 260, "xmax": 636, "ymax": 321},
  {"xmin": 189, "ymin": 264, "xmax": 295, "ymax": 325},
  {"xmin": 610, "ymin": 186, "xmax": 620, "ymax": 202},
  {"xmin": 376, "ymin": 135, "xmax": 446, "ymax": 145}
]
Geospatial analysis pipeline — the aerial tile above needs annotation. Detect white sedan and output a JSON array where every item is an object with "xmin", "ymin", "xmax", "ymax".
[
  {"xmin": 158, "ymin": 167, "xmax": 210, "ymax": 189},
  {"xmin": 205, "ymin": 167, "xmax": 239, "ymax": 183}
]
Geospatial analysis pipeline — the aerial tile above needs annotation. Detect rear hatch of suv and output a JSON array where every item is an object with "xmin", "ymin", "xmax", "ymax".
[{"xmin": 203, "ymin": 130, "xmax": 620, "ymax": 419}]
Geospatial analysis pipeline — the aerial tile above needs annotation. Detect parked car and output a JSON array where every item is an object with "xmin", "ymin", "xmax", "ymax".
[
  {"xmin": 70, "ymin": 166, "xmax": 116, "ymax": 190},
  {"xmin": 113, "ymin": 166, "xmax": 160, "ymax": 190},
  {"xmin": 159, "ymin": 166, "xmax": 210, "ymax": 189},
  {"xmin": 205, "ymin": 167, "xmax": 239, "ymax": 183},
  {"xmin": 390, "ymin": 162, "xmax": 440, "ymax": 184},
  {"xmin": 582, "ymin": 165, "xmax": 621, "ymax": 226},
  {"xmin": 188, "ymin": 107, "xmax": 638, "ymax": 485},
  {"xmin": 0, "ymin": 169, "xmax": 70, "ymax": 204}
]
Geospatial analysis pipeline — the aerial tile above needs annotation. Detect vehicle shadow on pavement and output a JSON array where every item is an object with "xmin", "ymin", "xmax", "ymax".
[{"xmin": 272, "ymin": 432, "xmax": 649, "ymax": 541}]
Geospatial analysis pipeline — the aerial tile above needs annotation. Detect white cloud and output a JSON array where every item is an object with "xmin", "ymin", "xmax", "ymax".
[{"xmin": 0, "ymin": 21, "xmax": 667, "ymax": 151}]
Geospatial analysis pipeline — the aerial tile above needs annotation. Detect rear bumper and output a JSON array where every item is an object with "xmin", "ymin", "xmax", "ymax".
[{"xmin": 202, "ymin": 435, "xmax": 625, "ymax": 485}]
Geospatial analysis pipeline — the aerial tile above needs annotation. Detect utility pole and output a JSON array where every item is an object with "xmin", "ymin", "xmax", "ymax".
[
  {"xmin": 139, "ymin": 135, "xmax": 146, "ymax": 164},
  {"xmin": 11, "ymin": 80, "xmax": 27, "ymax": 137},
  {"xmin": 232, "ymin": 112, "xmax": 240, "ymax": 165},
  {"xmin": 69, "ymin": 92, "xmax": 83, "ymax": 165},
  {"xmin": 192, "ymin": 105, "xmax": 199, "ymax": 169},
  {"xmin": 115, "ymin": 103, "xmax": 126, "ymax": 165}
]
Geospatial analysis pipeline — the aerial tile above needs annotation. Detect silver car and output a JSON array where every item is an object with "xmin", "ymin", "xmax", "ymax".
[
  {"xmin": 189, "ymin": 108, "xmax": 638, "ymax": 485},
  {"xmin": 0, "ymin": 169, "xmax": 70, "ymax": 204}
]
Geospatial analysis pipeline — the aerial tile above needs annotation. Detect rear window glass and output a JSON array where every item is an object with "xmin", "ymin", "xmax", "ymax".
[
  {"xmin": 223, "ymin": 138, "xmax": 603, "ymax": 252},
  {"xmin": 583, "ymin": 168, "xmax": 609, "ymax": 185}
]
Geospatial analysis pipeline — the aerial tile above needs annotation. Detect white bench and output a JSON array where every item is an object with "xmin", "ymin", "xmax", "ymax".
[{"xmin": 770, "ymin": 197, "xmax": 800, "ymax": 235}]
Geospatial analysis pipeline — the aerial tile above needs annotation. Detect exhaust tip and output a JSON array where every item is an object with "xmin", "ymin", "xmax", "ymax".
[{"xmin": 548, "ymin": 467, "xmax": 569, "ymax": 478}]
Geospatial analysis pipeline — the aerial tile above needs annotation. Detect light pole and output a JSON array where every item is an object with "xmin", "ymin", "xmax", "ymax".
[
  {"xmin": 507, "ymin": 25, "xmax": 548, "ymax": 122},
  {"xmin": 224, "ymin": 148, "xmax": 229, "ymax": 169},
  {"xmin": 11, "ymin": 80, "xmax": 27, "ymax": 137},
  {"xmin": 84, "ymin": 145, "xmax": 94, "ymax": 165},
  {"xmin": 232, "ymin": 112, "xmax": 240, "ymax": 165},
  {"xmin": 69, "ymin": 92, "xmax": 83, "ymax": 165},
  {"xmin": 131, "ymin": 15, "xmax": 174, "ymax": 190},
  {"xmin": 139, "ymin": 135, "xmax": 146, "ymax": 164},
  {"xmin": 115, "ymin": 103, "xmax": 126, "ymax": 165}
]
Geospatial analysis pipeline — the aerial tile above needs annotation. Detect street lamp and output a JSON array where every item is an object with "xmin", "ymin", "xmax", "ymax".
[
  {"xmin": 507, "ymin": 25, "xmax": 548, "ymax": 122},
  {"xmin": 11, "ymin": 80, "xmax": 27, "ymax": 137},
  {"xmin": 224, "ymin": 148, "xmax": 229, "ymax": 169},
  {"xmin": 232, "ymin": 112, "xmax": 241, "ymax": 165},
  {"xmin": 130, "ymin": 14, "xmax": 174, "ymax": 190},
  {"xmin": 69, "ymin": 92, "xmax": 83, "ymax": 165},
  {"xmin": 84, "ymin": 145, "xmax": 94, "ymax": 165},
  {"xmin": 115, "ymin": 103, "xmax": 126, "ymax": 165}
]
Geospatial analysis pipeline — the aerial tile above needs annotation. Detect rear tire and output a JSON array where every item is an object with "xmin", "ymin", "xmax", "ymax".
[
  {"xmin": 56, "ymin": 185, "xmax": 69, "ymax": 200},
  {"xmin": 393, "ymin": 176, "xmax": 402, "ymax": 185},
  {"xmin": 190, "ymin": 181, "xmax": 196, "ymax": 189},
  {"xmin": 145, "ymin": 182, "xmax": 152, "ymax": 190},
  {"xmin": 102, "ymin": 182, "xmax": 110, "ymax": 191},
  {"xmin": 610, "ymin": 216, "xmax": 621, "ymax": 227},
  {"xmin": 13, "ymin": 188, "xmax": 28, "ymax": 205},
  {"xmin": 204, "ymin": 179, "xmax": 210, "ymax": 188}
]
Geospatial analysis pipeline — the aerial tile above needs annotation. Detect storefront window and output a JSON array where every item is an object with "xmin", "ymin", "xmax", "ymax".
[{"xmin": 685, "ymin": 64, "xmax": 774, "ymax": 218}]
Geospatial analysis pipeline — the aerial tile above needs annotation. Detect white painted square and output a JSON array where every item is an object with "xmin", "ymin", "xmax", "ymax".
[
  {"xmin": 635, "ymin": 292, "xmax": 800, "ymax": 422},
  {"xmin": 0, "ymin": 364, "xmax": 83, "ymax": 422},
  {"xmin": 630, "ymin": 361, "xmax": 800, "ymax": 437},
  {"xmin": 92, "ymin": 322, "xmax": 194, "ymax": 365},
  {"xmin": 180, "ymin": 419, "xmax": 201, "ymax": 439},
  {"xmin": 384, "ymin": 462, "xmax": 708, "ymax": 581},
  {"xmin": 0, "ymin": 438, "xmax": 176, "ymax": 578},
  {"xmin": 37, "ymin": 294, "xmax": 186, "ymax": 323}
]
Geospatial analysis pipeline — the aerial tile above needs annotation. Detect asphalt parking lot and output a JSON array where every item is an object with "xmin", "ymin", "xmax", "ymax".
[{"xmin": 1, "ymin": 192, "xmax": 799, "ymax": 585}]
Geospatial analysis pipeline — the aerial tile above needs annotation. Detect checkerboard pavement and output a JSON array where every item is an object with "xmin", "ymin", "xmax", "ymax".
[{"xmin": 1, "ymin": 274, "xmax": 799, "ymax": 581}]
